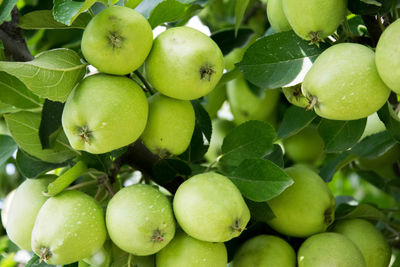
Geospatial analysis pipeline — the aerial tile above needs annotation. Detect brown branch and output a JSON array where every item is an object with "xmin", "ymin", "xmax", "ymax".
[{"xmin": 0, "ymin": 6, "xmax": 33, "ymax": 61}]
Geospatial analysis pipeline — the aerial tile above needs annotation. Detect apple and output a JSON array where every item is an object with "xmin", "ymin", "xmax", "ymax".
[
  {"xmin": 267, "ymin": 0, "xmax": 292, "ymax": 33},
  {"xmin": 227, "ymin": 75, "xmax": 280, "ymax": 125},
  {"xmin": 282, "ymin": 0, "xmax": 346, "ymax": 43},
  {"xmin": 267, "ymin": 165, "xmax": 335, "ymax": 237},
  {"xmin": 173, "ymin": 172, "xmax": 250, "ymax": 242},
  {"xmin": 282, "ymin": 125, "xmax": 325, "ymax": 165},
  {"xmin": 232, "ymin": 235, "xmax": 296, "ymax": 267},
  {"xmin": 156, "ymin": 230, "xmax": 227, "ymax": 267},
  {"xmin": 333, "ymin": 219, "xmax": 391, "ymax": 267},
  {"xmin": 106, "ymin": 184, "xmax": 176, "ymax": 256},
  {"xmin": 81, "ymin": 6, "xmax": 152, "ymax": 75},
  {"xmin": 6, "ymin": 176, "xmax": 55, "ymax": 251},
  {"xmin": 83, "ymin": 246, "xmax": 111, "ymax": 267},
  {"xmin": 282, "ymin": 84, "xmax": 308, "ymax": 108},
  {"xmin": 298, "ymin": 232, "xmax": 366, "ymax": 267},
  {"xmin": 1, "ymin": 189, "xmax": 15, "ymax": 229},
  {"xmin": 145, "ymin": 26, "xmax": 224, "ymax": 100},
  {"xmin": 360, "ymin": 113, "xmax": 386, "ymax": 140},
  {"xmin": 141, "ymin": 93, "xmax": 195, "ymax": 157},
  {"xmin": 202, "ymin": 84, "xmax": 227, "ymax": 119},
  {"xmin": 31, "ymin": 190, "xmax": 107, "ymax": 265},
  {"xmin": 62, "ymin": 73, "xmax": 148, "ymax": 154},
  {"xmin": 376, "ymin": 19, "xmax": 400, "ymax": 94},
  {"xmin": 302, "ymin": 43, "xmax": 390, "ymax": 120},
  {"xmin": 205, "ymin": 118, "xmax": 235, "ymax": 162}
]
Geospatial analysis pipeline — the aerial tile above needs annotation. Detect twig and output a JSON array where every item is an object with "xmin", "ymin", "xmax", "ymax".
[{"xmin": 134, "ymin": 70, "xmax": 155, "ymax": 95}]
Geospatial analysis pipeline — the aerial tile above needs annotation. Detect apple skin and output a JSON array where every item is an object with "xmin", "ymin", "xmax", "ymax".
[
  {"xmin": 227, "ymin": 75, "xmax": 280, "ymax": 125},
  {"xmin": 1, "ymin": 189, "xmax": 15, "ymax": 229},
  {"xmin": 302, "ymin": 43, "xmax": 390, "ymax": 120},
  {"xmin": 81, "ymin": 6, "xmax": 152, "ymax": 75},
  {"xmin": 267, "ymin": 165, "xmax": 335, "ymax": 237},
  {"xmin": 83, "ymin": 246, "xmax": 111, "ymax": 267},
  {"xmin": 145, "ymin": 26, "xmax": 224, "ymax": 100},
  {"xmin": 6, "ymin": 176, "xmax": 55, "ymax": 251},
  {"xmin": 62, "ymin": 74, "xmax": 148, "ymax": 154},
  {"xmin": 298, "ymin": 232, "xmax": 366, "ymax": 267},
  {"xmin": 282, "ymin": 0, "xmax": 346, "ymax": 43},
  {"xmin": 267, "ymin": 0, "xmax": 292, "ymax": 32},
  {"xmin": 232, "ymin": 235, "xmax": 296, "ymax": 267},
  {"xmin": 31, "ymin": 190, "xmax": 107, "ymax": 265},
  {"xmin": 106, "ymin": 184, "xmax": 176, "ymax": 256},
  {"xmin": 141, "ymin": 93, "xmax": 195, "ymax": 157},
  {"xmin": 333, "ymin": 219, "xmax": 391, "ymax": 267},
  {"xmin": 205, "ymin": 119, "xmax": 235, "ymax": 162},
  {"xmin": 173, "ymin": 172, "xmax": 250, "ymax": 242},
  {"xmin": 156, "ymin": 230, "xmax": 227, "ymax": 267},
  {"xmin": 202, "ymin": 84, "xmax": 227, "ymax": 119},
  {"xmin": 376, "ymin": 19, "xmax": 400, "ymax": 94},
  {"xmin": 360, "ymin": 113, "xmax": 386, "ymax": 140},
  {"xmin": 282, "ymin": 84, "xmax": 308, "ymax": 108}
]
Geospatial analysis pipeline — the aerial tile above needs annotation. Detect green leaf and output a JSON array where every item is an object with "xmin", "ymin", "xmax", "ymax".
[
  {"xmin": 5, "ymin": 111, "xmax": 78, "ymax": 163},
  {"xmin": 0, "ymin": 0, "xmax": 18, "ymax": 24},
  {"xmin": 336, "ymin": 203, "xmax": 386, "ymax": 221},
  {"xmin": 318, "ymin": 118, "xmax": 367, "ymax": 153},
  {"xmin": 0, "ymin": 41, "xmax": 5, "ymax": 61},
  {"xmin": 39, "ymin": 99, "xmax": 64, "ymax": 149},
  {"xmin": 277, "ymin": 105, "xmax": 317, "ymax": 138},
  {"xmin": 348, "ymin": 0, "xmax": 392, "ymax": 15},
  {"xmin": 245, "ymin": 198, "xmax": 275, "ymax": 222},
  {"xmin": 136, "ymin": 0, "xmax": 200, "ymax": 18},
  {"xmin": 211, "ymin": 28, "xmax": 254, "ymax": 56},
  {"xmin": 0, "ymin": 101, "xmax": 20, "ymax": 114},
  {"xmin": 46, "ymin": 161, "xmax": 87, "ymax": 196},
  {"xmin": 19, "ymin": 10, "xmax": 91, "ymax": 29},
  {"xmin": 264, "ymin": 144, "xmax": 284, "ymax": 168},
  {"xmin": 0, "ymin": 135, "xmax": 17, "ymax": 166},
  {"xmin": 16, "ymin": 149, "xmax": 66, "ymax": 179},
  {"xmin": 234, "ymin": 0, "xmax": 249, "ymax": 36},
  {"xmin": 152, "ymin": 158, "xmax": 191, "ymax": 184},
  {"xmin": 26, "ymin": 255, "xmax": 55, "ymax": 267},
  {"xmin": 377, "ymin": 102, "xmax": 400, "ymax": 142},
  {"xmin": 53, "ymin": 0, "xmax": 96, "ymax": 26},
  {"xmin": 0, "ymin": 71, "xmax": 43, "ymax": 109},
  {"xmin": 351, "ymin": 131, "xmax": 397, "ymax": 158},
  {"xmin": 227, "ymin": 158, "xmax": 293, "ymax": 201},
  {"xmin": 319, "ymin": 152, "xmax": 353, "ymax": 182},
  {"xmin": 0, "ymin": 49, "xmax": 87, "ymax": 102},
  {"xmin": 220, "ymin": 120, "xmax": 276, "ymax": 167},
  {"xmin": 237, "ymin": 31, "xmax": 329, "ymax": 89}
]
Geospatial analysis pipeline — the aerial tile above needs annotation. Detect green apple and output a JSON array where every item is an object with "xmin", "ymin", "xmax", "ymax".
[
  {"xmin": 376, "ymin": 19, "xmax": 400, "ymax": 94},
  {"xmin": 232, "ymin": 235, "xmax": 296, "ymax": 267},
  {"xmin": 83, "ymin": 246, "xmax": 111, "ymax": 267},
  {"xmin": 6, "ymin": 176, "xmax": 55, "ymax": 251},
  {"xmin": 227, "ymin": 75, "xmax": 280, "ymax": 125},
  {"xmin": 298, "ymin": 232, "xmax": 366, "ymax": 267},
  {"xmin": 62, "ymin": 74, "xmax": 148, "ymax": 154},
  {"xmin": 282, "ymin": 0, "xmax": 346, "ymax": 43},
  {"xmin": 360, "ymin": 113, "xmax": 386, "ymax": 140},
  {"xmin": 202, "ymin": 84, "xmax": 227, "ymax": 119},
  {"xmin": 106, "ymin": 184, "xmax": 176, "ymax": 256},
  {"xmin": 282, "ymin": 84, "xmax": 308, "ymax": 108},
  {"xmin": 173, "ymin": 172, "xmax": 250, "ymax": 242},
  {"xmin": 205, "ymin": 118, "xmax": 235, "ymax": 162},
  {"xmin": 267, "ymin": 165, "xmax": 335, "ymax": 237},
  {"xmin": 31, "ymin": 190, "xmax": 107, "ymax": 265},
  {"xmin": 333, "ymin": 219, "xmax": 391, "ymax": 267},
  {"xmin": 1, "ymin": 189, "xmax": 15, "ymax": 229},
  {"xmin": 282, "ymin": 125, "xmax": 324, "ymax": 165},
  {"xmin": 81, "ymin": 6, "xmax": 152, "ymax": 75},
  {"xmin": 267, "ymin": 0, "xmax": 292, "ymax": 33},
  {"xmin": 302, "ymin": 43, "xmax": 390, "ymax": 120},
  {"xmin": 156, "ymin": 230, "xmax": 227, "ymax": 267},
  {"xmin": 145, "ymin": 26, "xmax": 224, "ymax": 100},
  {"xmin": 141, "ymin": 93, "xmax": 195, "ymax": 157}
]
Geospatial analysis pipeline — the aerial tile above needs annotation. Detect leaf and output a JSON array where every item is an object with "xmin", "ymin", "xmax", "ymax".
[
  {"xmin": 19, "ymin": 10, "xmax": 91, "ymax": 29},
  {"xmin": 16, "ymin": 149, "xmax": 66, "ymax": 179},
  {"xmin": 277, "ymin": 105, "xmax": 317, "ymax": 138},
  {"xmin": 0, "ymin": 0, "xmax": 18, "ymax": 24},
  {"xmin": 152, "ymin": 158, "xmax": 191, "ymax": 184},
  {"xmin": 46, "ymin": 161, "xmax": 87, "ymax": 196},
  {"xmin": 318, "ymin": 118, "xmax": 367, "ymax": 153},
  {"xmin": 0, "ymin": 49, "xmax": 86, "ymax": 102},
  {"xmin": 53, "ymin": 0, "xmax": 96, "ymax": 26},
  {"xmin": 26, "ymin": 255, "xmax": 55, "ymax": 267},
  {"xmin": 348, "ymin": 0, "xmax": 393, "ymax": 15},
  {"xmin": 0, "ymin": 135, "xmax": 17, "ymax": 166},
  {"xmin": 0, "ymin": 101, "xmax": 20, "ymax": 114},
  {"xmin": 211, "ymin": 28, "xmax": 254, "ymax": 56},
  {"xmin": 5, "ymin": 111, "xmax": 78, "ymax": 163},
  {"xmin": 227, "ymin": 158, "xmax": 293, "ymax": 201},
  {"xmin": 237, "ymin": 31, "xmax": 329, "ymax": 89},
  {"xmin": 220, "ymin": 120, "xmax": 276, "ymax": 167},
  {"xmin": 135, "ymin": 0, "xmax": 200, "ymax": 18},
  {"xmin": 336, "ymin": 203, "xmax": 386, "ymax": 221},
  {"xmin": 0, "ymin": 71, "xmax": 43, "ymax": 109},
  {"xmin": 245, "ymin": 199, "xmax": 275, "ymax": 222},
  {"xmin": 39, "ymin": 99, "xmax": 64, "ymax": 149},
  {"xmin": 351, "ymin": 131, "xmax": 397, "ymax": 158},
  {"xmin": 264, "ymin": 144, "xmax": 284, "ymax": 168},
  {"xmin": 319, "ymin": 152, "xmax": 353, "ymax": 182},
  {"xmin": 234, "ymin": 0, "xmax": 249, "ymax": 36},
  {"xmin": 361, "ymin": 0, "xmax": 382, "ymax": 5},
  {"xmin": 377, "ymin": 102, "xmax": 400, "ymax": 142}
]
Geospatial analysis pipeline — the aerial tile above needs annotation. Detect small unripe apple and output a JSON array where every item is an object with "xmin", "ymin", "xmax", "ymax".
[
  {"xmin": 81, "ymin": 6, "xmax": 153, "ymax": 75},
  {"xmin": 267, "ymin": 0, "xmax": 292, "ymax": 32},
  {"xmin": 156, "ymin": 231, "xmax": 227, "ymax": 267},
  {"xmin": 1, "ymin": 189, "xmax": 15, "ymax": 229},
  {"xmin": 205, "ymin": 119, "xmax": 235, "ymax": 162},
  {"xmin": 202, "ymin": 85, "xmax": 227, "ymax": 118},
  {"xmin": 31, "ymin": 190, "xmax": 107, "ymax": 265},
  {"xmin": 62, "ymin": 74, "xmax": 148, "ymax": 154},
  {"xmin": 267, "ymin": 165, "xmax": 335, "ymax": 237},
  {"xmin": 106, "ymin": 184, "xmax": 176, "ymax": 256},
  {"xmin": 141, "ymin": 93, "xmax": 195, "ymax": 157},
  {"xmin": 145, "ymin": 26, "xmax": 224, "ymax": 100},
  {"xmin": 173, "ymin": 172, "xmax": 250, "ymax": 242},
  {"xmin": 6, "ymin": 176, "xmax": 55, "ymax": 251},
  {"xmin": 232, "ymin": 235, "xmax": 296, "ymax": 267}
]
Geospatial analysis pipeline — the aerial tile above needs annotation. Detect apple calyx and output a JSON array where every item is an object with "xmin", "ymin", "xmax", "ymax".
[
  {"xmin": 200, "ymin": 63, "xmax": 216, "ymax": 81},
  {"xmin": 151, "ymin": 229, "xmax": 165, "ymax": 243},
  {"xmin": 306, "ymin": 95, "xmax": 318, "ymax": 111},
  {"xmin": 231, "ymin": 219, "xmax": 244, "ymax": 233},
  {"xmin": 40, "ymin": 247, "xmax": 52, "ymax": 262},
  {"xmin": 107, "ymin": 31, "xmax": 125, "ymax": 49},
  {"xmin": 78, "ymin": 125, "xmax": 92, "ymax": 144},
  {"xmin": 308, "ymin": 31, "xmax": 323, "ymax": 46}
]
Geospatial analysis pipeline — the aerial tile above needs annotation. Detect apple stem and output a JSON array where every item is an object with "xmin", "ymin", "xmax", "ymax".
[
  {"xmin": 306, "ymin": 95, "xmax": 318, "ymax": 111},
  {"xmin": 40, "ymin": 247, "xmax": 51, "ymax": 263},
  {"xmin": 78, "ymin": 125, "xmax": 92, "ymax": 144},
  {"xmin": 200, "ymin": 64, "xmax": 216, "ymax": 81},
  {"xmin": 231, "ymin": 219, "xmax": 243, "ymax": 233},
  {"xmin": 151, "ymin": 229, "xmax": 165, "ymax": 243}
]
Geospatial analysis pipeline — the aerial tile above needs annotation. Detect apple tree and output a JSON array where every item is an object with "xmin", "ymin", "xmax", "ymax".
[{"xmin": 0, "ymin": 0, "xmax": 399, "ymax": 266}]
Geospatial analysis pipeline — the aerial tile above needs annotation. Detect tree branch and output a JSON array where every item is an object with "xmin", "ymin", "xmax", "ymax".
[{"xmin": 0, "ymin": 6, "xmax": 33, "ymax": 61}]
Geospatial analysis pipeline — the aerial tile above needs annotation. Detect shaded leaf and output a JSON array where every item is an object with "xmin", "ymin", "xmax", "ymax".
[
  {"xmin": 264, "ymin": 144, "xmax": 284, "ymax": 168},
  {"xmin": 377, "ymin": 102, "xmax": 400, "ymax": 142},
  {"xmin": 277, "ymin": 105, "xmax": 316, "ymax": 138},
  {"xmin": 348, "ymin": 0, "xmax": 393, "ymax": 15},
  {"xmin": 53, "ymin": 0, "xmax": 96, "ymax": 26},
  {"xmin": 0, "ymin": 0, "xmax": 18, "ymax": 24},
  {"xmin": 152, "ymin": 158, "xmax": 191, "ymax": 184},
  {"xmin": 26, "ymin": 255, "xmax": 55, "ymax": 267},
  {"xmin": 19, "ymin": 10, "xmax": 91, "ymax": 29},
  {"xmin": 39, "ymin": 99, "xmax": 64, "ymax": 149},
  {"xmin": 245, "ymin": 198, "xmax": 275, "ymax": 222},
  {"xmin": 234, "ymin": 0, "xmax": 249, "ymax": 35},
  {"xmin": 319, "ymin": 151, "xmax": 353, "ymax": 182},
  {"xmin": 351, "ymin": 131, "xmax": 397, "ymax": 158},
  {"xmin": 336, "ymin": 203, "xmax": 386, "ymax": 221},
  {"xmin": 0, "ymin": 135, "xmax": 17, "ymax": 166},
  {"xmin": 211, "ymin": 28, "xmax": 254, "ymax": 55}
]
